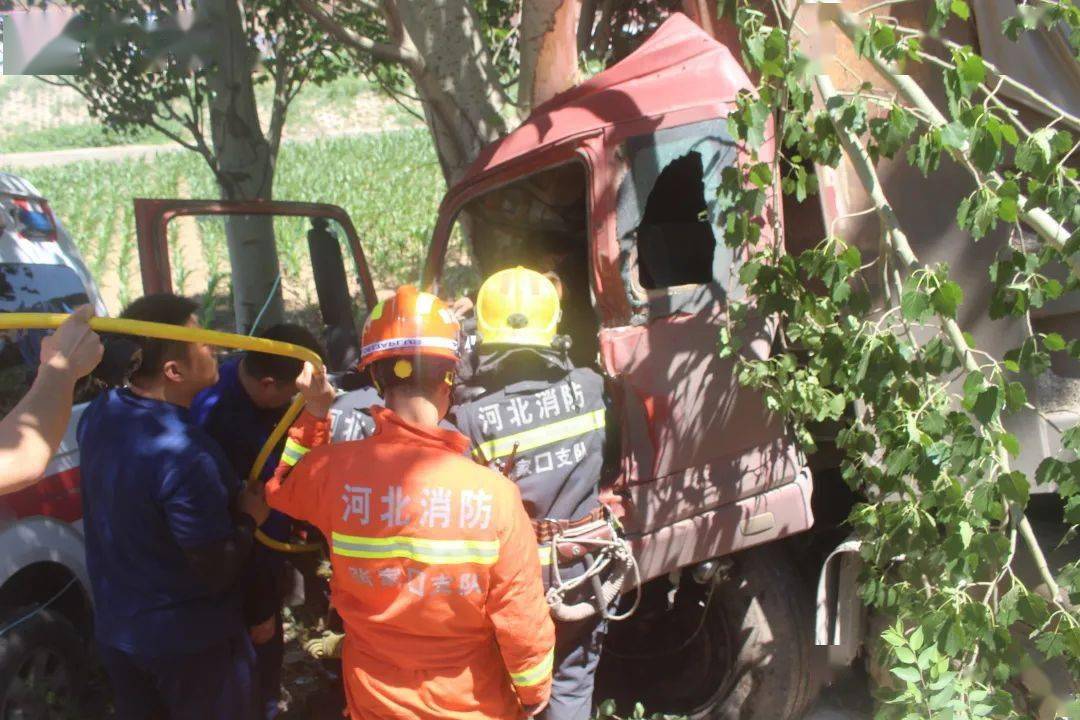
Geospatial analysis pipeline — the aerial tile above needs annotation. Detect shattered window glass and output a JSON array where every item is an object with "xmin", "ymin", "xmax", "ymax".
[{"xmin": 616, "ymin": 119, "xmax": 737, "ymax": 297}]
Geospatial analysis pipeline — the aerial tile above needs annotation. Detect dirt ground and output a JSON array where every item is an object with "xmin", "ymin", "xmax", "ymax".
[
  {"xmin": 77, "ymin": 624, "xmax": 875, "ymax": 719},
  {"xmin": 276, "ymin": 653, "xmax": 876, "ymax": 720}
]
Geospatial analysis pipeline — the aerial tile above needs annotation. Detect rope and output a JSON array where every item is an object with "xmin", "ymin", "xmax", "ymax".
[
  {"xmin": 248, "ymin": 274, "xmax": 282, "ymax": 337},
  {"xmin": 0, "ymin": 578, "xmax": 77, "ymax": 638},
  {"xmin": 602, "ymin": 575, "xmax": 721, "ymax": 660},
  {"xmin": 0, "ymin": 314, "xmax": 323, "ymax": 554},
  {"xmin": 545, "ymin": 528, "xmax": 642, "ymax": 622}
]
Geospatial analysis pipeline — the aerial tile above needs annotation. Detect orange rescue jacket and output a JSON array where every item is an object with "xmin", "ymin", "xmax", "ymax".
[{"xmin": 266, "ymin": 405, "xmax": 555, "ymax": 720}]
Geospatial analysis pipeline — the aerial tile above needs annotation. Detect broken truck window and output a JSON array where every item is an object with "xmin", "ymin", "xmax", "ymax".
[
  {"xmin": 637, "ymin": 151, "xmax": 716, "ymax": 289},
  {"xmin": 616, "ymin": 119, "xmax": 738, "ymax": 298}
]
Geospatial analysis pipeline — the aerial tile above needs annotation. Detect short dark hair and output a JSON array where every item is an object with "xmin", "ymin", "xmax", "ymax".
[
  {"xmin": 119, "ymin": 294, "xmax": 199, "ymax": 383},
  {"xmin": 242, "ymin": 324, "xmax": 325, "ymax": 384}
]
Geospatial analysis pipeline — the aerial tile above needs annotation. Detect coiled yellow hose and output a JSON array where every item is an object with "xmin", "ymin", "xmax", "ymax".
[{"xmin": 0, "ymin": 313, "xmax": 323, "ymax": 553}]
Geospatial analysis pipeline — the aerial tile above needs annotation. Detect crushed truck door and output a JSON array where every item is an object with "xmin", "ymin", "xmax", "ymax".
[
  {"xmin": 596, "ymin": 111, "xmax": 811, "ymax": 582},
  {"xmin": 133, "ymin": 198, "xmax": 378, "ymax": 373}
]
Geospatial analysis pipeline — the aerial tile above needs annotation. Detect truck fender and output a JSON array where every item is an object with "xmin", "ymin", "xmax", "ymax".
[
  {"xmin": 815, "ymin": 538, "xmax": 866, "ymax": 669},
  {"xmin": 0, "ymin": 517, "xmax": 90, "ymax": 605}
]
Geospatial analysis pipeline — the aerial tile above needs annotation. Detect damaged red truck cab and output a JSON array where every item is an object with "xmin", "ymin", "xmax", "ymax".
[{"xmin": 425, "ymin": 14, "xmax": 812, "ymax": 585}]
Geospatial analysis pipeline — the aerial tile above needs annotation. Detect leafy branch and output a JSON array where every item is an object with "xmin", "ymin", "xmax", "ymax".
[
  {"xmin": 717, "ymin": 0, "xmax": 1080, "ymax": 715},
  {"xmin": 828, "ymin": 7, "xmax": 1080, "ymax": 282},
  {"xmin": 815, "ymin": 70, "xmax": 1065, "ymax": 604}
]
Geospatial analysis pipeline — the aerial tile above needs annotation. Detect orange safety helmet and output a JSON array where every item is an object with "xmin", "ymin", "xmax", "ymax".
[{"xmin": 359, "ymin": 285, "xmax": 461, "ymax": 371}]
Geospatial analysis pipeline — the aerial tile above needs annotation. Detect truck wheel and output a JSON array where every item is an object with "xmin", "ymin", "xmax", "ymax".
[
  {"xmin": 597, "ymin": 544, "xmax": 820, "ymax": 720},
  {"xmin": 0, "ymin": 608, "xmax": 86, "ymax": 720}
]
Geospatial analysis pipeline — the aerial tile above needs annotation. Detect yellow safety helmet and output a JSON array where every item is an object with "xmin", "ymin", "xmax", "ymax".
[{"xmin": 475, "ymin": 267, "xmax": 561, "ymax": 348}]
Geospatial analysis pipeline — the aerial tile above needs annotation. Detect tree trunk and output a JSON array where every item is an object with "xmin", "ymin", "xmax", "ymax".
[
  {"xmin": 681, "ymin": 0, "xmax": 741, "ymax": 52},
  {"xmin": 518, "ymin": 0, "xmax": 582, "ymax": 115},
  {"xmin": 388, "ymin": 0, "xmax": 508, "ymax": 184},
  {"xmin": 199, "ymin": 0, "xmax": 284, "ymax": 332}
]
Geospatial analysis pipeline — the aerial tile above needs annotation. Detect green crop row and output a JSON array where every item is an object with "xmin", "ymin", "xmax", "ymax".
[
  {"xmin": 0, "ymin": 122, "xmax": 180, "ymax": 155},
  {"xmin": 7, "ymin": 130, "xmax": 449, "ymax": 313}
]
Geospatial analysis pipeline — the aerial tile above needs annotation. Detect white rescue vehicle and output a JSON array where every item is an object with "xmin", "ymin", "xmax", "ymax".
[{"xmin": 0, "ymin": 171, "xmax": 108, "ymax": 717}]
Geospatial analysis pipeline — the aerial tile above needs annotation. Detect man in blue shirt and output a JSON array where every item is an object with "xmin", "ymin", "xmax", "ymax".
[
  {"xmin": 192, "ymin": 323, "xmax": 323, "ymax": 719},
  {"xmin": 78, "ymin": 294, "xmax": 268, "ymax": 720}
]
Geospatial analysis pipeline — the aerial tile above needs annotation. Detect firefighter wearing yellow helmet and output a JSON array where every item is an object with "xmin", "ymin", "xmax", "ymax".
[
  {"xmin": 474, "ymin": 266, "xmax": 562, "ymax": 347},
  {"xmin": 451, "ymin": 266, "xmax": 619, "ymax": 720}
]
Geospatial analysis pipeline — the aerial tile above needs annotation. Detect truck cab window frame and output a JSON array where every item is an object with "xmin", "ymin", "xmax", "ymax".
[
  {"xmin": 615, "ymin": 118, "xmax": 739, "ymax": 322},
  {"xmin": 447, "ymin": 159, "xmax": 600, "ymax": 367}
]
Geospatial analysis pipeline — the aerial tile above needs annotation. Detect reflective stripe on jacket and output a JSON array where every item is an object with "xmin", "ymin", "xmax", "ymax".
[{"xmin": 266, "ymin": 407, "xmax": 554, "ymax": 719}]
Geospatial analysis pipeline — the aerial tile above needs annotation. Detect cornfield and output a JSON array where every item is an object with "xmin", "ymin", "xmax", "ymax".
[{"xmin": 9, "ymin": 130, "xmax": 446, "ymax": 315}]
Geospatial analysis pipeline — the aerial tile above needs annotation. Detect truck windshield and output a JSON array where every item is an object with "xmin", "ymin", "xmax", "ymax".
[
  {"xmin": 0, "ymin": 263, "xmax": 92, "ymax": 414},
  {"xmin": 450, "ymin": 161, "xmax": 598, "ymax": 367}
]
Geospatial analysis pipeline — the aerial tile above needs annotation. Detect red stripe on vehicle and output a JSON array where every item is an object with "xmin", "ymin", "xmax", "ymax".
[{"xmin": 0, "ymin": 467, "xmax": 82, "ymax": 523}]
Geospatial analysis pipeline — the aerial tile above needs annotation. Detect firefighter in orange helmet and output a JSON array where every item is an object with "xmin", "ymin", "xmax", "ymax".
[{"xmin": 263, "ymin": 286, "xmax": 556, "ymax": 719}]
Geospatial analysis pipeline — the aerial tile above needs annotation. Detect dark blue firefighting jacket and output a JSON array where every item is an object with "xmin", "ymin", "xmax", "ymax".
[{"xmin": 450, "ymin": 345, "xmax": 609, "ymax": 523}]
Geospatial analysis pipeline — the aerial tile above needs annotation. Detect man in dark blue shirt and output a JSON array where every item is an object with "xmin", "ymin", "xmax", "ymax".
[
  {"xmin": 79, "ymin": 294, "xmax": 268, "ymax": 720},
  {"xmin": 192, "ymin": 323, "xmax": 323, "ymax": 719}
]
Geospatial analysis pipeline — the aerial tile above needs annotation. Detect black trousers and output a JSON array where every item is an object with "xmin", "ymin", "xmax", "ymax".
[
  {"xmin": 541, "ymin": 612, "xmax": 607, "ymax": 720},
  {"xmin": 98, "ymin": 634, "xmax": 257, "ymax": 720}
]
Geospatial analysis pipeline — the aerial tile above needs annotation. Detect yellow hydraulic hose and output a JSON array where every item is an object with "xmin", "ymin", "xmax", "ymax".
[{"xmin": 0, "ymin": 313, "xmax": 323, "ymax": 553}]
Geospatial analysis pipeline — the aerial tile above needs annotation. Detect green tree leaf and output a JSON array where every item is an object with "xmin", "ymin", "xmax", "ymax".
[
  {"xmin": 957, "ymin": 187, "xmax": 1001, "ymax": 239},
  {"xmin": 909, "ymin": 626, "xmax": 925, "ymax": 652},
  {"xmin": 1016, "ymin": 128, "xmax": 1055, "ymax": 173},
  {"xmin": 870, "ymin": 106, "xmax": 918, "ymax": 159},
  {"xmin": 748, "ymin": 162, "xmax": 773, "ymax": 188},
  {"xmin": 963, "ymin": 371, "xmax": 986, "ymax": 409},
  {"xmin": 973, "ymin": 385, "xmax": 1002, "ymax": 424},
  {"xmin": 908, "ymin": 129, "xmax": 944, "ymax": 175},
  {"xmin": 1034, "ymin": 457, "xmax": 1073, "ymax": 487},
  {"xmin": 940, "ymin": 121, "xmax": 970, "ymax": 150},
  {"xmin": 929, "ymin": 683, "xmax": 957, "ymax": 709},
  {"xmin": 1004, "ymin": 381, "xmax": 1027, "ymax": 411},
  {"xmin": 1044, "ymin": 332, "xmax": 1066, "ymax": 351},
  {"xmin": 956, "ymin": 50, "xmax": 986, "ymax": 96},
  {"xmin": 931, "ymin": 280, "xmax": 964, "ymax": 317},
  {"xmin": 1035, "ymin": 632, "xmax": 1067, "ymax": 658},
  {"xmin": 1000, "ymin": 431, "xmax": 1021, "ymax": 457},
  {"xmin": 998, "ymin": 470, "xmax": 1030, "ymax": 505},
  {"xmin": 1063, "ymin": 425, "xmax": 1080, "ymax": 453},
  {"xmin": 1018, "ymin": 591, "xmax": 1049, "ymax": 625},
  {"xmin": 892, "ymin": 666, "xmax": 922, "ymax": 684},
  {"xmin": 916, "ymin": 645, "xmax": 937, "ymax": 670},
  {"xmin": 959, "ymin": 520, "xmax": 974, "ymax": 548},
  {"xmin": 882, "ymin": 627, "xmax": 907, "ymax": 647},
  {"xmin": 997, "ymin": 196, "xmax": 1019, "ymax": 222}
]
